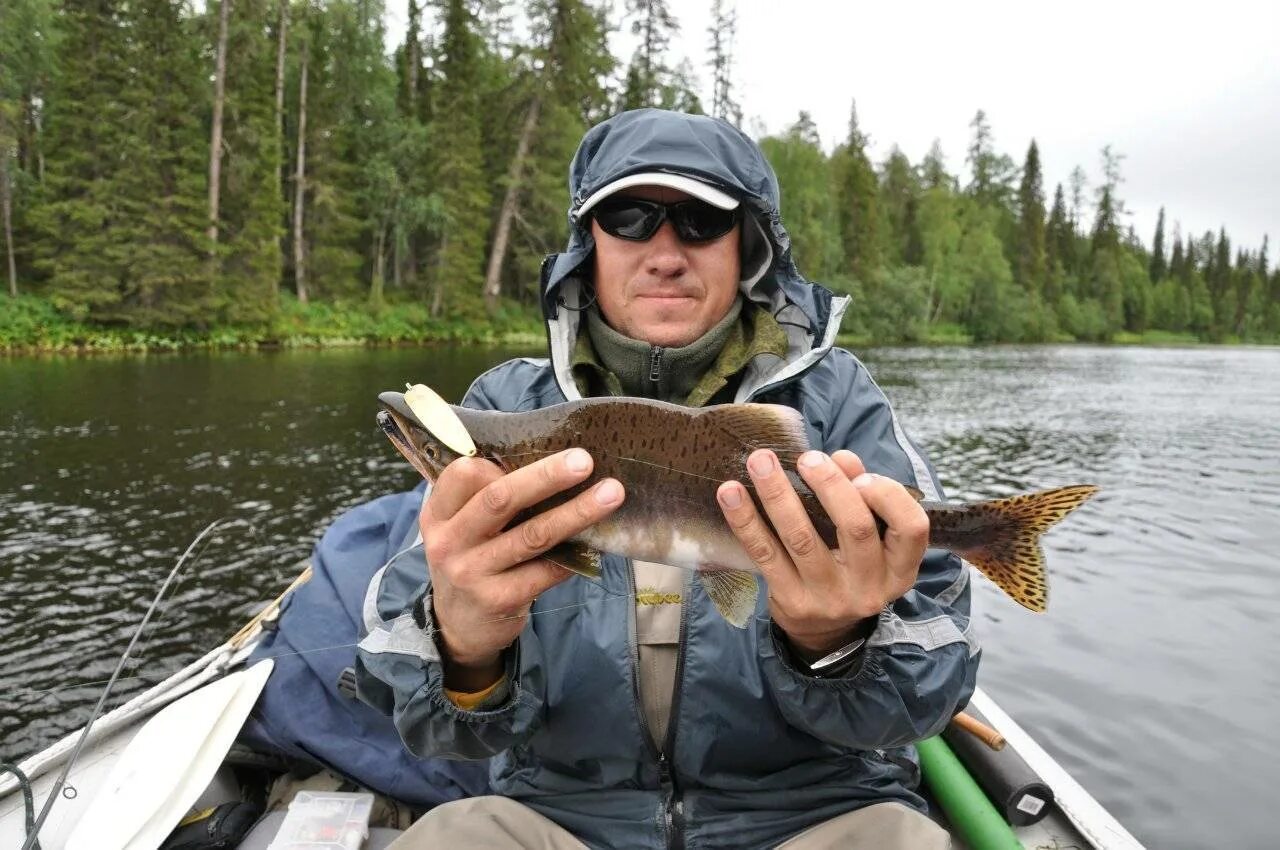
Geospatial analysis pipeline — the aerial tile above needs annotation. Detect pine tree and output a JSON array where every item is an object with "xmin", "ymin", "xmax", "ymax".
[
  {"xmin": 830, "ymin": 100, "xmax": 881, "ymax": 282},
  {"xmin": 1014, "ymin": 140, "xmax": 1047, "ymax": 297},
  {"xmin": 1149, "ymin": 206, "xmax": 1167, "ymax": 282}
]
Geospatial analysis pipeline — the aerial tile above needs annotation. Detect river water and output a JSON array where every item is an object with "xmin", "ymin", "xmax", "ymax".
[{"xmin": 1, "ymin": 344, "xmax": 1277, "ymax": 848}]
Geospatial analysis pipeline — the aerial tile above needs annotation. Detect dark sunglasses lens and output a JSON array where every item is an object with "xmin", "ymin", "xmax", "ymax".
[
  {"xmin": 594, "ymin": 200, "xmax": 663, "ymax": 240},
  {"xmin": 670, "ymin": 202, "xmax": 736, "ymax": 242}
]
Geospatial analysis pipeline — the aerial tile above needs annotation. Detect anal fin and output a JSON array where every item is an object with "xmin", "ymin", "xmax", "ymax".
[
  {"xmin": 698, "ymin": 568, "xmax": 759, "ymax": 628},
  {"xmin": 545, "ymin": 541, "xmax": 603, "ymax": 581}
]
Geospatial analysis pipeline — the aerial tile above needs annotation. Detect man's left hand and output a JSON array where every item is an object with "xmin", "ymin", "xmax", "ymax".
[{"xmin": 716, "ymin": 449, "xmax": 929, "ymax": 661}]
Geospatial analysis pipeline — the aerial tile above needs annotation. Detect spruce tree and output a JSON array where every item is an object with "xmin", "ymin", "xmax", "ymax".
[
  {"xmin": 1169, "ymin": 230, "xmax": 1185, "ymax": 281},
  {"xmin": 830, "ymin": 101, "xmax": 881, "ymax": 282},
  {"xmin": 965, "ymin": 110, "xmax": 1015, "ymax": 209},
  {"xmin": 216, "ymin": 0, "xmax": 288, "ymax": 320},
  {"xmin": 0, "ymin": 0, "xmax": 56, "ymax": 294},
  {"xmin": 707, "ymin": 0, "xmax": 741, "ymax": 126},
  {"xmin": 484, "ymin": 0, "xmax": 614, "ymax": 310},
  {"xmin": 428, "ymin": 0, "xmax": 492, "ymax": 315},
  {"xmin": 1014, "ymin": 139, "xmax": 1047, "ymax": 297},
  {"xmin": 1149, "ymin": 206, "xmax": 1167, "ymax": 282},
  {"xmin": 621, "ymin": 0, "xmax": 678, "ymax": 110},
  {"xmin": 32, "ymin": 0, "xmax": 132, "ymax": 317},
  {"xmin": 879, "ymin": 147, "xmax": 921, "ymax": 267},
  {"xmin": 115, "ymin": 0, "xmax": 212, "ymax": 325}
]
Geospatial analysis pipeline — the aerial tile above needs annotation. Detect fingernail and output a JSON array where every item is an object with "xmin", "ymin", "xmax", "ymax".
[
  {"xmin": 594, "ymin": 479, "xmax": 622, "ymax": 505},
  {"xmin": 566, "ymin": 448, "xmax": 591, "ymax": 474},
  {"xmin": 719, "ymin": 484, "xmax": 743, "ymax": 508},
  {"xmin": 748, "ymin": 451, "xmax": 775, "ymax": 476},
  {"xmin": 799, "ymin": 451, "xmax": 827, "ymax": 468},
  {"xmin": 853, "ymin": 473, "xmax": 875, "ymax": 488}
]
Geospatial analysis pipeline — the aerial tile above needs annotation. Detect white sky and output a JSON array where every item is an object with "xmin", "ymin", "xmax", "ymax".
[{"xmin": 385, "ymin": 0, "xmax": 1279, "ymax": 254}]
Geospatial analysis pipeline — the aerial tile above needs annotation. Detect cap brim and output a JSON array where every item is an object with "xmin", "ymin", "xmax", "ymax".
[{"xmin": 575, "ymin": 172, "xmax": 739, "ymax": 219}]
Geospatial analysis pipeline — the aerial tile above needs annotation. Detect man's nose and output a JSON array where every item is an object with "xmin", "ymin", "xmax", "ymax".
[{"xmin": 644, "ymin": 222, "xmax": 689, "ymax": 277}]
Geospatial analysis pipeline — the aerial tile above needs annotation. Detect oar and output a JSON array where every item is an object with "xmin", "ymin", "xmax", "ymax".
[{"xmin": 950, "ymin": 711, "xmax": 1007, "ymax": 751}]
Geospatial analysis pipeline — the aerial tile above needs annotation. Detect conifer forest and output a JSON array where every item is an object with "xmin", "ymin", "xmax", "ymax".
[{"xmin": 1, "ymin": 0, "xmax": 1276, "ymax": 350}]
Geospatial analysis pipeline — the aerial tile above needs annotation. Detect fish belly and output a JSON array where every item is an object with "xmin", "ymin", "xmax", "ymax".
[{"xmin": 576, "ymin": 517, "xmax": 760, "ymax": 575}]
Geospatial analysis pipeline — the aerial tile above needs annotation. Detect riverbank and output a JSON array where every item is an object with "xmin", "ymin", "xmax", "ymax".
[
  {"xmin": 2, "ymin": 293, "xmax": 1263, "ymax": 354},
  {"xmin": 0, "ymin": 294, "xmax": 547, "ymax": 353}
]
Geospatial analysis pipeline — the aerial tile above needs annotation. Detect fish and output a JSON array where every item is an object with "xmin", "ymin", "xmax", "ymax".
[{"xmin": 376, "ymin": 385, "xmax": 1098, "ymax": 628}]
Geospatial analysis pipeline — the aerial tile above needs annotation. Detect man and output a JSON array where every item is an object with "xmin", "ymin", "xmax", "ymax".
[{"xmin": 356, "ymin": 108, "xmax": 979, "ymax": 849}]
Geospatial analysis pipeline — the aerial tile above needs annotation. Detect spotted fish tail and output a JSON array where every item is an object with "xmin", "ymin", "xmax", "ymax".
[{"xmin": 947, "ymin": 485, "xmax": 1099, "ymax": 613}]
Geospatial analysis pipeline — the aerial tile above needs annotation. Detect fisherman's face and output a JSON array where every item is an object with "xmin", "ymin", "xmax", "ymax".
[{"xmin": 591, "ymin": 186, "xmax": 741, "ymax": 348}]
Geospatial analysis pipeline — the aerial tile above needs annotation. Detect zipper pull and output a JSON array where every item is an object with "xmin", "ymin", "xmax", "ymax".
[{"xmin": 649, "ymin": 346, "xmax": 663, "ymax": 383}]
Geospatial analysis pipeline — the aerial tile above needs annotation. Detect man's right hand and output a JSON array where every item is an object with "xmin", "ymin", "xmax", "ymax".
[{"xmin": 421, "ymin": 448, "xmax": 624, "ymax": 692}]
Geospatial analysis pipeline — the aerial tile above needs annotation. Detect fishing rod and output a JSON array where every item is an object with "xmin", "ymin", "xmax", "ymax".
[{"xmin": 19, "ymin": 518, "xmax": 237, "ymax": 850}]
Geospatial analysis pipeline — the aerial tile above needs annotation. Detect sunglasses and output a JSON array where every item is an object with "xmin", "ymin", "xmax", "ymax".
[{"xmin": 591, "ymin": 196, "xmax": 739, "ymax": 244}]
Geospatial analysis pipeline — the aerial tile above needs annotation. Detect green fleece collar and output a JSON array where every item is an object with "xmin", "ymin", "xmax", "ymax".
[{"xmin": 571, "ymin": 298, "xmax": 789, "ymax": 407}]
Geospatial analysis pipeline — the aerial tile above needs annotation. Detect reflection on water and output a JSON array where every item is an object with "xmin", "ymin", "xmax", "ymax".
[{"xmin": 2, "ymin": 344, "xmax": 1278, "ymax": 849}]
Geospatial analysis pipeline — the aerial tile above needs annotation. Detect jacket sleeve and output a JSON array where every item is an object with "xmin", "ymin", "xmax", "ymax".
[
  {"xmin": 758, "ymin": 351, "xmax": 981, "ymax": 750},
  {"xmin": 354, "ymin": 365, "xmax": 551, "ymax": 760}
]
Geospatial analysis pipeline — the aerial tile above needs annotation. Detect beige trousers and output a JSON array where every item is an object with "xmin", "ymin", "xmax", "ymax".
[{"xmin": 387, "ymin": 795, "xmax": 950, "ymax": 849}]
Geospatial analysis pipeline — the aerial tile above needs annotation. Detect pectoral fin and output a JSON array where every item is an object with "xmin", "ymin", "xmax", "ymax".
[
  {"xmin": 545, "ymin": 541, "xmax": 603, "ymax": 581},
  {"xmin": 698, "ymin": 568, "xmax": 759, "ymax": 628}
]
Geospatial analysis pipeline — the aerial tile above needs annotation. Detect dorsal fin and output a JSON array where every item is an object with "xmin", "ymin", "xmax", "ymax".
[{"xmin": 699, "ymin": 403, "xmax": 811, "ymax": 455}]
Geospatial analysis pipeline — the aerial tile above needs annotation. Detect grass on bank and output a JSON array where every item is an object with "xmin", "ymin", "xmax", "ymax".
[
  {"xmin": 3, "ymin": 293, "xmax": 1272, "ymax": 354},
  {"xmin": 0, "ymin": 293, "xmax": 547, "ymax": 353}
]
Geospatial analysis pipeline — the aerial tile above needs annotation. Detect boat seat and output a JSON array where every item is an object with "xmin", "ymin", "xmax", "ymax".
[{"xmin": 236, "ymin": 810, "xmax": 404, "ymax": 850}]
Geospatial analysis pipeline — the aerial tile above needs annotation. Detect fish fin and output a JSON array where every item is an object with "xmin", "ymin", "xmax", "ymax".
[
  {"xmin": 697, "ymin": 568, "xmax": 759, "ymax": 628},
  {"xmin": 905, "ymin": 484, "xmax": 924, "ymax": 501},
  {"xmin": 952, "ymin": 485, "xmax": 1099, "ymax": 613},
  {"xmin": 700, "ymin": 403, "xmax": 811, "ymax": 455},
  {"xmin": 544, "ymin": 541, "xmax": 603, "ymax": 582}
]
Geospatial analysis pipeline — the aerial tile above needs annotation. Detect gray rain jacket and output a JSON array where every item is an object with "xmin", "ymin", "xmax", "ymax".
[{"xmin": 356, "ymin": 109, "xmax": 980, "ymax": 849}]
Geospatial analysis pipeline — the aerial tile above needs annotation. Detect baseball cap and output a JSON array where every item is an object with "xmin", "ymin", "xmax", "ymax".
[{"xmin": 574, "ymin": 172, "xmax": 739, "ymax": 219}]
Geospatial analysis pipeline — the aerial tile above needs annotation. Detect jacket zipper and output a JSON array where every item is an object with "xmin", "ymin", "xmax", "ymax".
[
  {"xmin": 627, "ymin": 559, "xmax": 690, "ymax": 850},
  {"xmin": 661, "ymin": 581, "xmax": 691, "ymax": 850},
  {"xmin": 648, "ymin": 345, "xmax": 664, "ymax": 391}
]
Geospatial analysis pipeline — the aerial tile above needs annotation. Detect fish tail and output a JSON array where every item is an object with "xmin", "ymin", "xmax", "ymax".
[{"xmin": 948, "ymin": 485, "xmax": 1099, "ymax": 613}]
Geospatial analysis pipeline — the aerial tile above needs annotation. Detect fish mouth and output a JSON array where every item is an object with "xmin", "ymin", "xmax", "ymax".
[{"xmin": 376, "ymin": 392, "xmax": 443, "ymax": 481}]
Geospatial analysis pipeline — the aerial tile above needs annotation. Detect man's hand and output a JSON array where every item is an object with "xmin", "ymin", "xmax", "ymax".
[
  {"xmin": 715, "ymin": 449, "xmax": 928, "ymax": 661},
  {"xmin": 422, "ymin": 448, "xmax": 625, "ymax": 691}
]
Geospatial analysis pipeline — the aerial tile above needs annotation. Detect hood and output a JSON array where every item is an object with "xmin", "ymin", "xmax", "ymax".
[{"xmin": 540, "ymin": 108, "xmax": 849, "ymax": 403}]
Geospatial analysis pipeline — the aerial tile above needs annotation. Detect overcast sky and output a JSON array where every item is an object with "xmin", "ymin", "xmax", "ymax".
[{"xmin": 387, "ymin": 0, "xmax": 1279, "ymax": 253}]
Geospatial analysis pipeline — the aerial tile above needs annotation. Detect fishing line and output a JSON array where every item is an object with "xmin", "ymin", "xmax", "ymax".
[{"xmin": 18, "ymin": 517, "xmax": 240, "ymax": 850}]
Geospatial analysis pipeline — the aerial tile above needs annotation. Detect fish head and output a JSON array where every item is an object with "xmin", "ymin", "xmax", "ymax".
[{"xmin": 377, "ymin": 385, "xmax": 477, "ymax": 483}]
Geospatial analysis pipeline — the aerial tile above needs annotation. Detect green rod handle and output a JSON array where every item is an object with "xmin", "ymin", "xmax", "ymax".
[{"xmin": 917, "ymin": 735, "xmax": 1024, "ymax": 850}]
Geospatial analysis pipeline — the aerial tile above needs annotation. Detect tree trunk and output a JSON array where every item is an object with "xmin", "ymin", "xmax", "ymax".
[
  {"xmin": 274, "ymin": 0, "xmax": 288, "ymax": 192},
  {"xmin": 2, "ymin": 153, "xmax": 15, "ymax": 297},
  {"xmin": 482, "ymin": 93, "xmax": 542, "ymax": 313},
  {"xmin": 292, "ymin": 45, "xmax": 309, "ymax": 304},
  {"xmin": 371, "ymin": 222, "xmax": 387, "ymax": 306},
  {"xmin": 207, "ymin": 0, "xmax": 231, "ymax": 259},
  {"xmin": 406, "ymin": 0, "xmax": 420, "ymax": 107},
  {"xmin": 393, "ymin": 229, "xmax": 402, "ymax": 289}
]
